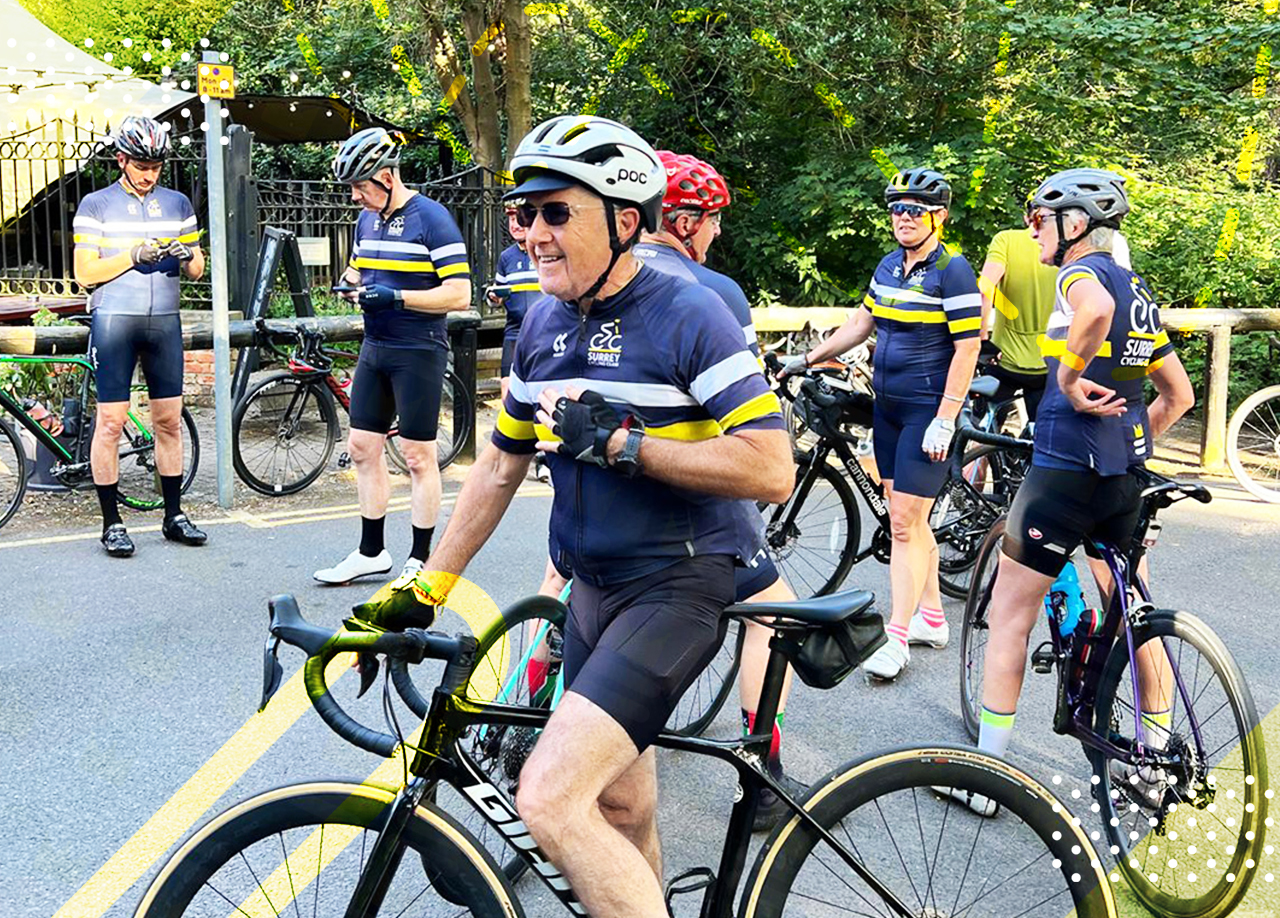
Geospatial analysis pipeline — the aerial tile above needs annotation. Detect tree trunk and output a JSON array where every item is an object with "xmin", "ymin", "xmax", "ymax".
[
  {"xmin": 462, "ymin": 0, "xmax": 503, "ymax": 173},
  {"xmin": 501, "ymin": 0, "xmax": 533, "ymax": 166}
]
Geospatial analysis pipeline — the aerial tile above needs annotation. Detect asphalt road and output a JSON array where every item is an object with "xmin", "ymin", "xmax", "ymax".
[{"xmin": 3, "ymin": 469, "xmax": 1280, "ymax": 918}]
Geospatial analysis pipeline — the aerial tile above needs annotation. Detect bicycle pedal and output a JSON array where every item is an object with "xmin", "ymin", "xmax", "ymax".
[
  {"xmin": 664, "ymin": 866, "xmax": 715, "ymax": 914},
  {"xmin": 337, "ymin": 451, "xmax": 352, "ymax": 469},
  {"xmin": 1031, "ymin": 641, "xmax": 1057, "ymax": 674}
]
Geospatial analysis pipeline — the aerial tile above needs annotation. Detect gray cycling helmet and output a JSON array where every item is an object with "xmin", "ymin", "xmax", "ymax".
[
  {"xmin": 505, "ymin": 116, "xmax": 664, "ymax": 305},
  {"xmin": 114, "ymin": 115, "xmax": 171, "ymax": 162},
  {"xmin": 884, "ymin": 168, "xmax": 951, "ymax": 208},
  {"xmin": 1029, "ymin": 169, "xmax": 1128, "ymax": 265},
  {"xmin": 332, "ymin": 127, "xmax": 401, "ymax": 184}
]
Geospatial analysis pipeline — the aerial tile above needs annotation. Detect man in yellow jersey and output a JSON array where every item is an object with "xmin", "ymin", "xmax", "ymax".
[{"xmin": 977, "ymin": 214, "xmax": 1060, "ymax": 423}]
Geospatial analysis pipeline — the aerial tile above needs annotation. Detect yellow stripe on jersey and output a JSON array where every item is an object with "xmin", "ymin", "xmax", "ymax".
[
  {"xmin": 511, "ymin": 283, "xmax": 541, "ymax": 292},
  {"xmin": 862, "ymin": 293, "xmax": 876, "ymax": 310},
  {"xmin": 1154, "ymin": 329, "xmax": 1171, "ymax": 348},
  {"xmin": 1039, "ymin": 335, "xmax": 1112, "ymax": 360},
  {"xmin": 649, "ymin": 419, "xmax": 722, "ymax": 441},
  {"xmin": 177, "ymin": 231, "xmax": 200, "ymax": 244},
  {"xmin": 353, "ymin": 256, "xmax": 438, "ymax": 273},
  {"xmin": 871, "ymin": 303, "xmax": 947, "ymax": 324},
  {"xmin": 718, "ymin": 391, "xmax": 782, "ymax": 433},
  {"xmin": 534, "ymin": 422, "xmax": 558, "ymax": 443},
  {"xmin": 1058, "ymin": 270, "xmax": 1096, "ymax": 297},
  {"xmin": 437, "ymin": 262, "xmax": 471, "ymax": 278},
  {"xmin": 1146, "ymin": 356, "xmax": 1165, "ymax": 375},
  {"xmin": 947, "ymin": 316, "xmax": 982, "ymax": 334},
  {"xmin": 495, "ymin": 408, "xmax": 535, "ymax": 442}
]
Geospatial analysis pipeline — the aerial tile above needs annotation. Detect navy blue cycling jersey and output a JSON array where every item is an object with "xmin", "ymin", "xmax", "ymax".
[
  {"xmin": 493, "ymin": 243, "xmax": 540, "ymax": 342},
  {"xmin": 492, "ymin": 264, "xmax": 785, "ymax": 586},
  {"xmin": 1034, "ymin": 252, "xmax": 1175, "ymax": 476},
  {"xmin": 348, "ymin": 194, "xmax": 470, "ymax": 348},
  {"xmin": 632, "ymin": 241, "xmax": 760, "ymax": 358},
  {"xmin": 861, "ymin": 246, "xmax": 983, "ymax": 403},
  {"xmin": 73, "ymin": 181, "xmax": 200, "ymax": 316}
]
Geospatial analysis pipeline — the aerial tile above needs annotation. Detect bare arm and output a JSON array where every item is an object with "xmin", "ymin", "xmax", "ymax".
[
  {"xmin": 1146, "ymin": 351, "xmax": 1195, "ymax": 439},
  {"xmin": 1057, "ymin": 277, "xmax": 1127, "ymax": 416},
  {"xmin": 936, "ymin": 338, "xmax": 982, "ymax": 421},
  {"xmin": 976, "ymin": 260, "xmax": 1007, "ymax": 340},
  {"xmin": 805, "ymin": 307, "xmax": 875, "ymax": 365},
  {"xmin": 425, "ymin": 442, "xmax": 533, "ymax": 576},
  {"xmin": 73, "ymin": 248, "xmax": 135, "ymax": 287},
  {"xmin": 400, "ymin": 278, "xmax": 471, "ymax": 313},
  {"xmin": 604, "ymin": 426, "xmax": 794, "ymax": 504},
  {"xmin": 183, "ymin": 246, "xmax": 205, "ymax": 281}
]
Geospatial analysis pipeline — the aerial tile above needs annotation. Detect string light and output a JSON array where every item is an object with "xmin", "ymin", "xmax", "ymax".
[{"xmin": 121, "ymin": 38, "xmax": 133, "ymax": 48}]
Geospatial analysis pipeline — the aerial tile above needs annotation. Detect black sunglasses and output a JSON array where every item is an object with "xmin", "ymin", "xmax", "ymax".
[
  {"xmin": 515, "ymin": 201, "xmax": 588, "ymax": 228},
  {"xmin": 888, "ymin": 202, "xmax": 942, "ymax": 219}
]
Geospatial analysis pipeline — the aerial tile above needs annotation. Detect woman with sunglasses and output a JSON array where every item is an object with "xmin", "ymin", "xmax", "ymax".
[{"xmin": 784, "ymin": 168, "xmax": 983, "ymax": 681}]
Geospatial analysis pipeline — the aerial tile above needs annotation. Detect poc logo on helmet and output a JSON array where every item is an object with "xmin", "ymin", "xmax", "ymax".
[{"xmin": 615, "ymin": 167, "xmax": 648, "ymax": 184}]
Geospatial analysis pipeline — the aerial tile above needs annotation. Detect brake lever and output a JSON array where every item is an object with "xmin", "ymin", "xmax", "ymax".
[
  {"xmin": 259, "ymin": 634, "xmax": 284, "ymax": 713},
  {"xmin": 356, "ymin": 653, "xmax": 380, "ymax": 697}
]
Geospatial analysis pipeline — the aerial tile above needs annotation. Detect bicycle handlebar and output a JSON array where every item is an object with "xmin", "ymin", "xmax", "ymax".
[
  {"xmin": 953, "ymin": 423, "xmax": 1034, "ymax": 456},
  {"xmin": 263, "ymin": 593, "xmax": 476, "ymax": 758}
]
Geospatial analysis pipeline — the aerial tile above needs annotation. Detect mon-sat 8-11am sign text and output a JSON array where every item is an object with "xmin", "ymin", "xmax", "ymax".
[{"xmin": 198, "ymin": 64, "xmax": 236, "ymax": 99}]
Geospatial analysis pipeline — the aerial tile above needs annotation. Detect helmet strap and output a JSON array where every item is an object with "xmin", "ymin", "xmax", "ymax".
[
  {"xmin": 902, "ymin": 212, "xmax": 940, "ymax": 253},
  {"xmin": 119, "ymin": 158, "xmax": 147, "ymax": 198},
  {"xmin": 1052, "ymin": 211, "xmax": 1096, "ymax": 267},
  {"xmin": 572, "ymin": 200, "xmax": 640, "ymax": 310},
  {"xmin": 661, "ymin": 211, "xmax": 706, "ymax": 256},
  {"xmin": 373, "ymin": 176, "xmax": 395, "ymax": 220}
]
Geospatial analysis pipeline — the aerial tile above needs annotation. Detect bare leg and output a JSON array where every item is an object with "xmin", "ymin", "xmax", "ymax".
[
  {"xmin": 738, "ymin": 578, "xmax": 796, "ymax": 715},
  {"xmin": 396, "ymin": 436, "xmax": 441, "ymax": 529},
  {"xmin": 1086, "ymin": 554, "xmax": 1171, "ymax": 718},
  {"xmin": 885, "ymin": 483, "xmax": 938, "ymax": 633},
  {"xmin": 981, "ymin": 555, "xmax": 1056, "ymax": 714},
  {"xmin": 147, "ymin": 396, "xmax": 185, "ymax": 476},
  {"xmin": 90, "ymin": 401, "xmax": 129, "ymax": 484},
  {"xmin": 347, "ymin": 428, "xmax": 390, "ymax": 520}
]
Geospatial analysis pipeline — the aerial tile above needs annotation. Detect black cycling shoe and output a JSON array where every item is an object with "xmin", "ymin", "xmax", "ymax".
[
  {"xmin": 753, "ymin": 773, "xmax": 809, "ymax": 833},
  {"xmin": 162, "ymin": 513, "xmax": 207, "ymax": 546},
  {"xmin": 100, "ymin": 523, "xmax": 135, "ymax": 558}
]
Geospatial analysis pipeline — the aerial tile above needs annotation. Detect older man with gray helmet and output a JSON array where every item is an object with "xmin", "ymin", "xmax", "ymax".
[
  {"xmin": 417, "ymin": 115, "xmax": 793, "ymax": 917},
  {"xmin": 946, "ymin": 168, "xmax": 1194, "ymax": 816}
]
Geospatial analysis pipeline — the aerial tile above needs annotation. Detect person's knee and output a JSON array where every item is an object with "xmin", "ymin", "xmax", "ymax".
[
  {"xmin": 515, "ymin": 761, "xmax": 574, "ymax": 849},
  {"xmin": 152, "ymin": 410, "xmax": 183, "ymax": 439},
  {"xmin": 402, "ymin": 442, "xmax": 438, "ymax": 476},
  {"xmin": 347, "ymin": 432, "xmax": 383, "ymax": 464},
  {"xmin": 888, "ymin": 501, "xmax": 924, "ymax": 542},
  {"xmin": 599, "ymin": 789, "xmax": 655, "ymax": 837},
  {"xmin": 93, "ymin": 409, "xmax": 126, "ymax": 439}
]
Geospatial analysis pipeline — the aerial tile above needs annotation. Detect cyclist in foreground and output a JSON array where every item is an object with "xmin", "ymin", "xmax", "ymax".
[
  {"xmin": 315, "ymin": 128, "xmax": 472, "ymax": 585},
  {"xmin": 785, "ymin": 169, "xmax": 983, "ymax": 681},
  {"xmin": 72, "ymin": 115, "xmax": 206, "ymax": 557},
  {"xmin": 957, "ymin": 169, "xmax": 1194, "ymax": 812},
  {"xmin": 419, "ymin": 115, "xmax": 793, "ymax": 918}
]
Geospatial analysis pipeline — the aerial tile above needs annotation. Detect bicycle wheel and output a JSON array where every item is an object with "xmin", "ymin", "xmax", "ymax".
[
  {"xmin": 1090, "ymin": 609, "xmax": 1267, "ymax": 918},
  {"xmin": 133, "ymin": 781, "xmax": 521, "ymax": 918},
  {"xmin": 116, "ymin": 406, "xmax": 200, "ymax": 510},
  {"xmin": 932, "ymin": 471, "xmax": 998, "ymax": 600},
  {"xmin": 1226, "ymin": 384, "xmax": 1280, "ymax": 503},
  {"xmin": 436, "ymin": 369, "xmax": 473, "ymax": 470},
  {"xmin": 743, "ymin": 745, "xmax": 1116, "ymax": 918},
  {"xmin": 0, "ymin": 417, "xmax": 27, "ymax": 531},
  {"xmin": 668, "ymin": 618, "xmax": 743, "ymax": 737},
  {"xmin": 959, "ymin": 516, "xmax": 1007, "ymax": 742},
  {"xmin": 763, "ymin": 451, "xmax": 860, "ymax": 598},
  {"xmin": 233, "ymin": 374, "xmax": 339, "ymax": 496}
]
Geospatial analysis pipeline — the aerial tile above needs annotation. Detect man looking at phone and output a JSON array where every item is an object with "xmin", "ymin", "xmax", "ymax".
[
  {"xmin": 316, "ymin": 127, "xmax": 473, "ymax": 584},
  {"xmin": 73, "ymin": 116, "xmax": 206, "ymax": 557}
]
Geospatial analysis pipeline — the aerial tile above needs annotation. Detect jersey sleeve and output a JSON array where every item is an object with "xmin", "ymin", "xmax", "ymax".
[
  {"xmin": 1147, "ymin": 305, "xmax": 1176, "ymax": 373},
  {"xmin": 177, "ymin": 194, "xmax": 200, "ymax": 245},
  {"xmin": 984, "ymin": 230, "xmax": 1011, "ymax": 267},
  {"xmin": 347, "ymin": 218, "xmax": 363, "ymax": 275},
  {"xmin": 493, "ymin": 246, "xmax": 511, "ymax": 284},
  {"xmin": 423, "ymin": 204, "xmax": 471, "ymax": 282},
  {"xmin": 72, "ymin": 193, "xmax": 104, "ymax": 256},
  {"xmin": 1057, "ymin": 263, "xmax": 1101, "ymax": 302},
  {"xmin": 675, "ymin": 287, "xmax": 784, "ymax": 435},
  {"xmin": 491, "ymin": 325, "xmax": 538, "ymax": 454},
  {"xmin": 941, "ymin": 255, "xmax": 983, "ymax": 339}
]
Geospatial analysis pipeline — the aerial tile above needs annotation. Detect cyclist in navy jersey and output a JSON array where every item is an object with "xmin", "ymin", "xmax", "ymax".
[
  {"xmin": 787, "ymin": 168, "xmax": 983, "ymax": 681},
  {"xmin": 314, "ymin": 128, "xmax": 472, "ymax": 585},
  {"xmin": 490, "ymin": 198, "xmax": 541, "ymax": 401},
  {"xmin": 72, "ymin": 116, "xmax": 207, "ymax": 557},
  {"xmin": 420, "ymin": 116, "xmax": 793, "ymax": 918},
  {"xmin": 950, "ymin": 170, "xmax": 1193, "ymax": 815}
]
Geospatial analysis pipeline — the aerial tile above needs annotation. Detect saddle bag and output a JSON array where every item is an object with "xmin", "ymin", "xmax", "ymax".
[{"xmin": 777, "ymin": 608, "xmax": 886, "ymax": 689}]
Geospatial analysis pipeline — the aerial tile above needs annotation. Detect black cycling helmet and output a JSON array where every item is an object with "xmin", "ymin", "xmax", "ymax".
[
  {"xmin": 885, "ymin": 168, "xmax": 951, "ymax": 208},
  {"xmin": 114, "ymin": 116, "xmax": 171, "ymax": 162},
  {"xmin": 1029, "ymin": 168, "xmax": 1129, "ymax": 266}
]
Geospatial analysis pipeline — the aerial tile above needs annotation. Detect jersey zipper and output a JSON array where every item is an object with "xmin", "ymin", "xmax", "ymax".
[{"xmin": 574, "ymin": 309, "xmax": 589, "ymax": 565}]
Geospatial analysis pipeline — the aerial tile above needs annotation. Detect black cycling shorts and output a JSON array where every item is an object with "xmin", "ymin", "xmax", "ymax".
[
  {"xmin": 735, "ymin": 547, "xmax": 781, "ymax": 601},
  {"xmin": 986, "ymin": 363, "xmax": 1048, "ymax": 424},
  {"xmin": 349, "ymin": 341, "xmax": 447, "ymax": 442},
  {"xmin": 872, "ymin": 395, "xmax": 950, "ymax": 498},
  {"xmin": 89, "ymin": 312, "xmax": 185, "ymax": 403},
  {"xmin": 563, "ymin": 554, "xmax": 737, "ymax": 752},
  {"xmin": 1002, "ymin": 464, "xmax": 1142, "ymax": 577}
]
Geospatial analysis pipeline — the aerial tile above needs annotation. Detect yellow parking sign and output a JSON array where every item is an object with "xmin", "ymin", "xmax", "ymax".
[{"xmin": 197, "ymin": 63, "xmax": 236, "ymax": 99}]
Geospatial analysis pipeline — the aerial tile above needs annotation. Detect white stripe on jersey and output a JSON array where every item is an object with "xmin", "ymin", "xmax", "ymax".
[
  {"xmin": 430, "ymin": 242, "xmax": 468, "ymax": 261},
  {"xmin": 93, "ymin": 220, "xmax": 189, "ymax": 233},
  {"xmin": 941, "ymin": 292, "xmax": 982, "ymax": 312},
  {"xmin": 513, "ymin": 375, "xmax": 699, "ymax": 409},
  {"xmin": 871, "ymin": 281, "xmax": 942, "ymax": 305},
  {"xmin": 689, "ymin": 351, "xmax": 760, "ymax": 406},
  {"xmin": 360, "ymin": 239, "xmax": 432, "ymax": 256}
]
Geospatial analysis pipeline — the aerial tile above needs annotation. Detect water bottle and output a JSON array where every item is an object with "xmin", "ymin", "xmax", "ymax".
[
  {"xmin": 1044, "ymin": 560, "xmax": 1087, "ymax": 636},
  {"xmin": 62, "ymin": 397, "xmax": 82, "ymax": 439},
  {"xmin": 1070, "ymin": 606, "xmax": 1103, "ymax": 691}
]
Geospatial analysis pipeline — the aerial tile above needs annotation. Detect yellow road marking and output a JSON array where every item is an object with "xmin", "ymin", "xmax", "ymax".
[{"xmin": 52, "ymin": 655, "xmax": 354, "ymax": 918}]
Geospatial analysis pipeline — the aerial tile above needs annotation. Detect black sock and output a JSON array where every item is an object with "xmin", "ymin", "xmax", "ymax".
[
  {"xmin": 360, "ymin": 515, "xmax": 386, "ymax": 557},
  {"xmin": 160, "ymin": 474, "xmax": 183, "ymax": 521},
  {"xmin": 96, "ymin": 482, "xmax": 122, "ymax": 531},
  {"xmin": 410, "ymin": 525, "xmax": 434, "ymax": 563}
]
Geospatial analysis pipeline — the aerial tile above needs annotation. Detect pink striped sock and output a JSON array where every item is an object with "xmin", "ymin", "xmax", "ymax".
[
  {"xmin": 919, "ymin": 606, "xmax": 945, "ymax": 628},
  {"xmin": 885, "ymin": 623, "xmax": 909, "ymax": 647}
]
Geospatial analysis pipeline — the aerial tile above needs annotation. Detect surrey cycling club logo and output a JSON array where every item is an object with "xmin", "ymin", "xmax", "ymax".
[
  {"xmin": 388, "ymin": 215, "xmax": 406, "ymax": 237},
  {"xmin": 552, "ymin": 331, "xmax": 569, "ymax": 357},
  {"xmin": 588, "ymin": 320, "xmax": 622, "ymax": 367}
]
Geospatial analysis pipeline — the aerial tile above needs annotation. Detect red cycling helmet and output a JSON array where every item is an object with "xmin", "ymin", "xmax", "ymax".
[{"xmin": 658, "ymin": 151, "xmax": 731, "ymax": 213}]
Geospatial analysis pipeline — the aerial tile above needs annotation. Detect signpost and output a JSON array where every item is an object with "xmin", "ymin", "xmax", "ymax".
[{"xmin": 200, "ymin": 52, "xmax": 236, "ymax": 508}]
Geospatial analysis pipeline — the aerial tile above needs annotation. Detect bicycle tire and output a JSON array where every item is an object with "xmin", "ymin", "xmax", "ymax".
[
  {"xmin": 117, "ymin": 406, "xmax": 200, "ymax": 510},
  {"xmin": 0, "ymin": 417, "xmax": 27, "ymax": 531},
  {"xmin": 1089, "ymin": 609, "xmax": 1267, "ymax": 918},
  {"xmin": 1226, "ymin": 384, "xmax": 1280, "ymax": 503},
  {"xmin": 436, "ymin": 368, "xmax": 472, "ymax": 470},
  {"xmin": 959, "ymin": 515, "xmax": 1007, "ymax": 743},
  {"xmin": 233, "ymin": 374, "xmax": 339, "ymax": 496},
  {"xmin": 742, "ymin": 744, "xmax": 1116, "ymax": 918},
  {"xmin": 763, "ymin": 450, "xmax": 861, "ymax": 598},
  {"xmin": 932, "ymin": 469, "xmax": 998, "ymax": 600},
  {"xmin": 384, "ymin": 425, "xmax": 410, "ymax": 474},
  {"xmin": 133, "ymin": 781, "xmax": 522, "ymax": 918}
]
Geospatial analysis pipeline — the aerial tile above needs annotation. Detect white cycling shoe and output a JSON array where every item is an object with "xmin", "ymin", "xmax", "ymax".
[
  {"xmin": 314, "ymin": 548, "xmax": 393, "ymax": 585},
  {"xmin": 399, "ymin": 557, "xmax": 424, "ymax": 581},
  {"xmin": 1109, "ymin": 760, "xmax": 1169, "ymax": 809},
  {"xmin": 907, "ymin": 613, "xmax": 950, "ymax": 648},
  {"xmin": 932, "ymin": 785, "xmax": 1001, "ymax": 817},
  {"xmin": 863, "ymin": 641, "xmax": 909, "ymax": 681}
]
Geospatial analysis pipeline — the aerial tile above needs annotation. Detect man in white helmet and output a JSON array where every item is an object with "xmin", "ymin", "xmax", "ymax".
[{"xmin": 419, "ymin": 116, "xmax": 794, "ymax": 917}]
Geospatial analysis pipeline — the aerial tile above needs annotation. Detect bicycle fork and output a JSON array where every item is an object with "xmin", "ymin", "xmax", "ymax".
[{"xmin": 342, "ymin": 779, "xmax": 428, "ymax": 918}]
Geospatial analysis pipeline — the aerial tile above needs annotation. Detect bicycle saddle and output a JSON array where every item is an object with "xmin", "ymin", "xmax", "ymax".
[
  {"xmin": 969, "ymin": 375, "xmax": 1000, "ymax": 399},
  {"xmin": 724, "ymin": 587, "xmax": 875, "ymax": 626},
  {"xmin": 1135, "ymin": 469, "xmax": 1212, "ymax": 509}
]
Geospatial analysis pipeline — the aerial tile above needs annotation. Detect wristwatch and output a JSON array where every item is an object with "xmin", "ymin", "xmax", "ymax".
[{"xmin": 613, "ymin": 416, "xmax": 645, "ymax": 478}]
